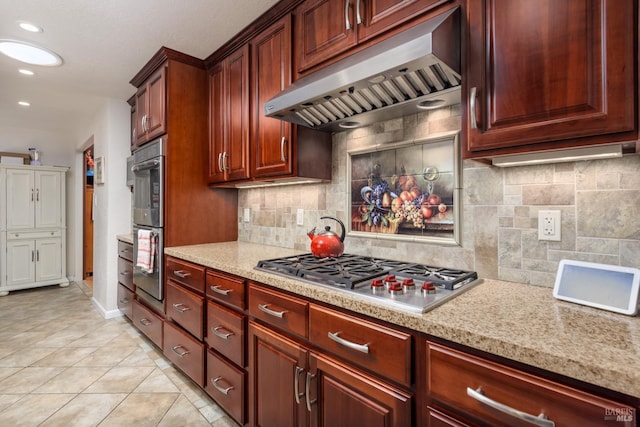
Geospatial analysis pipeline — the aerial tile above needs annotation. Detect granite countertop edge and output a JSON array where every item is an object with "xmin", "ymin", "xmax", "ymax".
[{"xmin": 164, "ymin": 241, "xmax": 640, "ymax": 399}]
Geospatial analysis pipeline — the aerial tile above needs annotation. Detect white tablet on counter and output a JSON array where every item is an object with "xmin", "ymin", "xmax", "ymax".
[{"xmin": 553, "ymin": 260, "xmax": 640, "ymax": 316}]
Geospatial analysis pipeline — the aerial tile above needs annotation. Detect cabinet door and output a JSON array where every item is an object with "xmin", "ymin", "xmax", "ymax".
[
  {"xmin": 225, "ymin": 45, "xmax": 251, "ymax": 181},
  {"xmin": 208, "ymin": 61, "xmax": 226, "ymax": 183},
  {"xmin": 6, "ymin": 239, "xmax": 35, "ymax": 285},
  {"xmin": 35, "ymin": 238, "xmax": 62, "ymax": 282},
  {"xmin": 135, "ymin": 85, "xmax": 148, "ymax": 145},
  {"xmin": 357, "ymin": 0, "xmax": 447, "ymax": 42},
  {"xmin": 248, "ymin": 321, "xmax": 309, "ymax": 427},
  {"xmin": 35, "ymin": 170, "xmax": 62, "ymax": 228},
  {"xmin": 294, "ymin": 0, "xmax": 356, "ymax": 73},
  {"xmin": 145, "ymin": 66, "xmax": 167, "ymax": 140},
  {"xmin": 465, "ymin": 0, "xmax": 636, "ymax": 154},
  {"xmin": 250, "ymin": 14, "xmax": 294, "ymax": 178},
  {"xmin": 6, "ymin": 169, "xmax": 34, "ymax": 230},
  {"xmin": 309, "ymin": 352, "xmax": 412, "ymax": 427}
]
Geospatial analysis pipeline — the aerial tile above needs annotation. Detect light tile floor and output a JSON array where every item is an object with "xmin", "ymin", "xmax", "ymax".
[{"xmin": 0, "ymin": 282, "xmax": 238, "ymax": 427}]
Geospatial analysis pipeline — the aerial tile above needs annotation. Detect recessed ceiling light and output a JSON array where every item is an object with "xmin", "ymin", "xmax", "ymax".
[
  {"xmin": 18, "ymin": 21, "xmax": 43, "ymax": 33},
  {"xmin": 18, "ymin": 101, "xmax": 31, "ymax": 107},
  {"xmin": 18, "ymin": 68, "xmax": 35, "ymax": 76},
  {"xmin": 0, "ymin": 40, "xmax": 62, "ymax": 66}
]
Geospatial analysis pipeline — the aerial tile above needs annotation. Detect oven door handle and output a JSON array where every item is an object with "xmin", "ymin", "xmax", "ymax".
[{"xmin": 132, "ymin": 159, "xmax": 160, "ymax": 172}]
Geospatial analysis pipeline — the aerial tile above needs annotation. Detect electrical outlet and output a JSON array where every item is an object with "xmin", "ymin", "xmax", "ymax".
[
  {"xmin": 243, "ymin": 208, "xmax": 250, "ymax": 223},
  {"xmin": 296, "ymin": 208, "xmax": 304, "ymax": 226},
  {"xmin": 538, "ymin": 210, "xmax": 561, "ymax": 241}
]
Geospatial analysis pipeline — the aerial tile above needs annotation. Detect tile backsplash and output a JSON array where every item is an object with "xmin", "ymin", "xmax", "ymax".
[{"xmin": 238, "ymin": 105, "xmax": 640, "ymax": 287}]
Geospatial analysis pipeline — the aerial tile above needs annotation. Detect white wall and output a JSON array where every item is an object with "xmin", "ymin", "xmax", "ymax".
[{"xmin": 73, "ymin": 98, "xmax": 131, "ymax": 317}]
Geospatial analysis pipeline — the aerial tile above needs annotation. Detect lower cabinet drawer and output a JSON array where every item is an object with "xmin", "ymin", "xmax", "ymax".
[
  {"xmin": 248, "ymin": 283, "xmax": 308, "ymax": 338},
  {"xmin": 206, "ymin": 271, "xmax": 246, "ymax": 310},
  {"xmin": 166, "ymin": 280, "xmax": 205, "ymax": 340},
  {"xmin": 205, "ymin": 349, "xmax": 246, "ymax": 425},
  {"xmin": 117, "ymin": 284, "xmax": 134, "ymax": 320},
  {"xmin": 426, "ymin": 406, "xmax": 473, "ymax": 427},
  {"xmin": 117, "ymin": 256, "xmax": 133, "ymax": 290},
  {"xmin": 132, "ymin": 300, "xmax": 163, "ymax": 348},
  {"xmin": 309, "ymin": 304, "xmax": 412, "ymax": 387},
  {"xmin": 164, "ymin": 321, "xmax": 205, "ymax": 387},
  {"xmin": 427, "ymin": 342, "xmax": 636, "ymax": 427},
  {"xmin": 206, "ymin": 300, "xmax": 245, "ymax": 367}
]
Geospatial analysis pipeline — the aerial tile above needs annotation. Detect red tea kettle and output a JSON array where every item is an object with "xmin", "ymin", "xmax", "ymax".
[{"xmin": 307, "ymin": 216, "xmax": 345, "ymax": 258}]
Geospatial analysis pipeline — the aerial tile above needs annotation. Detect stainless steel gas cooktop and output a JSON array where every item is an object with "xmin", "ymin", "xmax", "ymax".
[{"xmin": 256, "ymin": 253, "xmax": 481, "ymax": 313}]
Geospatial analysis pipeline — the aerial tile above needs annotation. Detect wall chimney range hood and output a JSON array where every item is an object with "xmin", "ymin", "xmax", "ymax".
[{"xmin": 264, "ymin": 7, "xmax": 461, "ymax": 132}]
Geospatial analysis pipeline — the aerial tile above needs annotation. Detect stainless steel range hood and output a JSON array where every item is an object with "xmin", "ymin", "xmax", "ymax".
[{"xmin": 264, "ymin": 7, "xmax": 461, "ymax": 132}]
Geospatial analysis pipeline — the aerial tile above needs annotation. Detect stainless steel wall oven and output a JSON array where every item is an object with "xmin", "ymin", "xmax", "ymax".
[{"xmin": 132, "ymin": 138, "xmax": 164, "ymax": 302}]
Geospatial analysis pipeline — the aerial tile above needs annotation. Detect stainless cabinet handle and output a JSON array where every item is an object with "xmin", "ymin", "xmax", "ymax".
[
  {"xmin": 36, "ymin": 250, "xmax": 39, "ymax": 262},
  {"xmin": 211, "ymin": 326, "xmax": 234, "ymax": 340},
  {"xmin": 211, "ymin": 377, "xmax": 234, "ymax": 395},
  {"xmin": 172, "ymin": 303, "xmax": 190, "ymax": 313},
  {"xmin": 258, "ymin": 304, "xmax": 287, "ymax": 318},
  {"xmin": 119, "ymin": 271, "xmax": 131, "ymax": 276},
  {"xmin": 280, "ymin": 137, "xmax": 286, "ymax": 162},
  {"xmin": 31, "ymin": 250, "xmax": 35, "ymax": 262},
  {"xmin": 171, "ymin": 345, "xmax": 190, "ymax": 358},
  {"xmin": 119, "ymin": 298, "xmax": 129, "ymax": 304},
  {"xmin": 328, "ymin": 331, "xmax": 369, "ymax": 354},
  {"xmin": 345, "ymin": 0, "xmax": 351, "ymax": 30},
  {"xmin": 470, "ymin": 86, "xmax": 478, "ymax": 129},
  {"xmin": 217, "ymin": 152, "xmax": 223, "ymax": 173},
  {"xmin": 31, "ymin": 188, "xmax": 34, "ymax": 202},
  {"xmin": 210, "ymin": 285, "xmax": 232, "ymax": 296},
  {"xmin": 222, "ymin": 152, "xmax": 228, "ymax": 171},
  {"xmin": 173, "ymin": 270, "xmax": 191, "ymax": 279},
  {"xmin": 305, "ymin": 372, "xmax": 316, "ymax": 412},
  {"xmin": 141, "ymin": 115, "xmax": 146, "ymax": 132},
  {"xmin": 466, "ymin": 387, "xmax": 555, "ymax": 427},
  {"xmin": 294, "ymin": 366, "xmax": 305, "ymax": 404},
  {"xmin": 132, "ymin": 128, "xmax": 136, "ymax": 141},
  {"xmin": 139, "ymin": 318, "xmax": 152, "ymax": 326},
  {"xmin": 120, "ymin": 248, "xmax": 129, "ymax": 254},
  {"xmin": 356, "ymin": 0, "xmax": 362, "ymax": 24},
  {"xmin": 36, "ymin": 188, "xmax": 39, "ymax": 202}
]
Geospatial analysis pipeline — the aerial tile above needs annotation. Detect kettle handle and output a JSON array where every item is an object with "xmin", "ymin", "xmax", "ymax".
[{"xmin": 320, "ymin": 216, "xmax": 345, "ymax": 243}]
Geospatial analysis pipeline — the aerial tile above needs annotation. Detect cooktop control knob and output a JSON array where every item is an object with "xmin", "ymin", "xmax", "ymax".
[
  {"xmin": 388, "ymin": 281, "xmax": 403, "ymax": 296},
  {"xmin": 402, "ymin": 278, "xmax": 416, "ymax": 291},
  {"xmin": 371, "ymin": 278, "xmax": 385, "ymax": 294},
  {"xmin": 421, "ymin": 281, "xmax": 437, "ymax": 295}
]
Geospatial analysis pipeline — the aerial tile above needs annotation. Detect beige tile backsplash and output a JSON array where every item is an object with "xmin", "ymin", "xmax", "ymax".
[{"xmin": 238, "ymin": 105, "xmax": 640, "ymax": 287}]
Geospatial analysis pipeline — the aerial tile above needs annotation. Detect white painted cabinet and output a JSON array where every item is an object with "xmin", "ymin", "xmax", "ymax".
[{"xmin": 0, "ymin": 165, "xmax": 68, "ymax": 296}]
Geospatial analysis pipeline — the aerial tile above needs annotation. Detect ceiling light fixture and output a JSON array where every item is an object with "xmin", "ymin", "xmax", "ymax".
[
  {"xmin": 0, "ymin": 40, "xmax": 62, "ymax": 66},
  {"xmin": 18, "ymin": 68, "xmax": 35, "ymax": 76},
  {"xmin": 18, "ymin": 21, "xmax": 43, "ymax": 33},
  {"xmin": 18, "ymin": 101, "xmax": 31, "ymax": 107}
]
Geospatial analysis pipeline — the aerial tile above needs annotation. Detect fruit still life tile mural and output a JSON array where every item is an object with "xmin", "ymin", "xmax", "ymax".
[{"xmin": 348, "ymin": 133, "xmax": 460, "ymax": 244}]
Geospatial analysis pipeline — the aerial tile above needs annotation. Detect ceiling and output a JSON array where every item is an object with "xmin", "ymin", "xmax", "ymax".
[{"xmin": 0, "ymin": 0, "xmax": 279, "ymax": 134}]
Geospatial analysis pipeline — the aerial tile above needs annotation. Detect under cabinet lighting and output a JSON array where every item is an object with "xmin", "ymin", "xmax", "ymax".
[{"xmin": 491, "ymin": 145, "xmax": 623, "ymax": 167}]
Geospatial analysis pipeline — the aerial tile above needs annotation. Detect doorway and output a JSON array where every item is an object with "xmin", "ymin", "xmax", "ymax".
[{"xmin": 83, "ymin": 145, "xmax": 94, "ymax": 289}]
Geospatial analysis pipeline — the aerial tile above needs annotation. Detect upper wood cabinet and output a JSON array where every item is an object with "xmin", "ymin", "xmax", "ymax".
[
  {"xmin": 250, "ymin": 14, "xmax": 295, "ymax": 178},
  {"xmin": 208, "ymin": 45, "xmax": 250, "ymax": 183},
  {"xmin": 294, "ymin": 0, "xmax": 450, "ymax": 74},
  {"xmin": 134, "ymin": 66, "xmax": 167, "ymax": 146},
  {"xmin": 464, "ymin": 0, "xmax": 637, "ymax": 158}
]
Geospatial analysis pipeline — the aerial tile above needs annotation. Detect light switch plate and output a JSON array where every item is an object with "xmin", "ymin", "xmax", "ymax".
[
  {"xmin": 296, "ymin": 208, "xmax": 304, "ymax": 226},
  {"xmin": 243, "ymin": 208, "xmax": 250, "ymax": 223}
]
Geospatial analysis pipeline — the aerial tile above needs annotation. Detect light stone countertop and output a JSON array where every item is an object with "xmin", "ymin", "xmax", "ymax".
[
  {"xmin": 116, "ymin": 233, "xmax": 133, "ymax": 245},
  {"xmin": 165, "ymin": 241, "xmax": 640, "ymax": 399}
]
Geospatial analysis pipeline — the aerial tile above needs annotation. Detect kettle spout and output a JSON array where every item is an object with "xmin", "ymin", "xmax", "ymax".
[{"xmin": 307, "ymin": 227, "xmax": 316, "ymax": 240}]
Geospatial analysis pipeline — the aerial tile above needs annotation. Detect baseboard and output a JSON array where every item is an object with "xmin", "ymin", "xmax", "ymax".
[{"xmin": 91, "ymin": 297, "xmax": 123, "ymax": 319}]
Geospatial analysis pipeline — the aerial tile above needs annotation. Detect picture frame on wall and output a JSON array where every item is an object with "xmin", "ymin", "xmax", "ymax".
[{"xmin": 95, "ymin": 156, "xmax": 105, "ymax": 184}]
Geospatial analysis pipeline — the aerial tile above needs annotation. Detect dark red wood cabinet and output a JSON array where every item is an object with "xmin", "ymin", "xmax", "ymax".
[{"xmin": 463, "ymin": 0, "xmax": 637, "ymax": 158}]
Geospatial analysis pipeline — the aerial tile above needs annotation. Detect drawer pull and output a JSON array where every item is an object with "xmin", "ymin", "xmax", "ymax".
[
  {"xmin": 119, "ymin": 298, "xmax": 129, "ymax": 304},
  {"xmin": 120, "ymin": 248, "xmax": 129, "ymax": 254},
  {"xmin": 470, "ymin": 86, "xmax": 478, "ymax": 129},
  {"xmin": 467, "ymin": 387, "xmax": 555, "ymax": 427},
  {"xmin": 173, "ymin": 270, "xmax": 191, "ymax": 279},
  {"xmin": 328, "ymin": 331, "xmax": 369, "ymax": 354},
  {"xmin": 305, "ymin": 372, "xmax": 317, "ymax": 412},
  {"xmin": 119, "ymin": 271, "xmax": 131, "ymax": 276},
  {"xmin": 171, "ymin": 345, "xmax": 190, "ymax": 358},
  {"xmin": 294, "ymin": 366, "xmax": 305, "ymax": 404},
  {"xmin": 210, "ymin": 285, "xmax": 232, "ymax": 296},
  {"xmin": 211, "ymin": 326, "xmax": 234, "ymax": 340},
  {"xmin": 139, "ymin": 318, "xmax": 152, "ymax": 327},
  {"xmin": 258, "ymin": 304, "xmax": 287, "ymax": 318},
  {"xmin": 211, "ymin": 376, "xmax": 235, "ymax": 395},
  {"xmin": 172, "ymin": 303, "xmax": 191, "ymax": 313}
]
